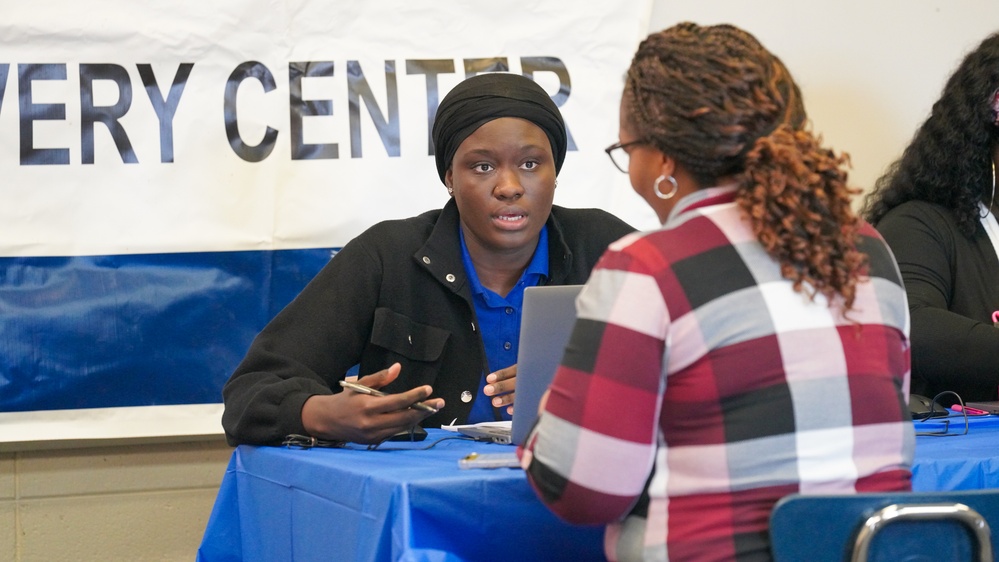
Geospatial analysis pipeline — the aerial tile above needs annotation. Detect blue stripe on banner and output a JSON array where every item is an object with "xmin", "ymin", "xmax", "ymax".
[{"xmin": 0, "ymin": 249, "xmax": 335, "ymax": 412}]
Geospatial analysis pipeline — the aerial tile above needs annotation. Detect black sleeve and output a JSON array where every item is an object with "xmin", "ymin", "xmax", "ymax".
[
  {"xmin": 220, "ymin": 236, "xmax": 382, "ymax": 445},
  {"xmin": 877, "ymin": 204, "xmax": 999, "ymax": 400}
]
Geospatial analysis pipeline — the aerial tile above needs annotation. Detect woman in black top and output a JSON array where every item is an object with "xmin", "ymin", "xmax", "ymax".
[{"xmin": 863, "ymin": 31, "xmax": 999, "ymax": 401}]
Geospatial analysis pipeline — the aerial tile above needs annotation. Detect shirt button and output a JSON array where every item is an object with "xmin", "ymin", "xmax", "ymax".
[
  {"xmin": 446, "ymin": 273, "xmax": 456, "ymax": 282},
  {"xmin": 460, "ymin": 391, "xmax": 473, "ymax": 403},
  {"xmin": 505, "ymin": 307, "xmax": 513, "ymax": 315},
  {"xmin": 503, "ymin": 341, "xmax": 512, "ymax": 350},
  {"xmin": 422, "ymin": 256, "xmax": 431, "ymax": 264}
]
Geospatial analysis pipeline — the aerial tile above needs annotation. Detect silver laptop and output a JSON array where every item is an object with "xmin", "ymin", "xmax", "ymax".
[
  {"xmin": 510, "ymin": 284, "xmax": 583, "ymax": 445},
  {"xmin": 455, "ymin": 284, "xmax": 582, "ymax": 445}
]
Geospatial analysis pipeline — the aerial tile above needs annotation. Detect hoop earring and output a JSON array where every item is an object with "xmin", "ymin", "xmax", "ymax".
[{"xmin": 653, "ymin": 175, "xmax": 678, "ymax": 200}]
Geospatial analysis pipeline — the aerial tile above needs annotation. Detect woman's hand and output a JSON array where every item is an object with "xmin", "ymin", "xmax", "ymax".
[
  {"xmin": 301, "ymin": 363, "xmax": 444, "ymax": 444},
  {"xmin": 484, "ymin": 364, "xmax": 517, "ymax": 415}
]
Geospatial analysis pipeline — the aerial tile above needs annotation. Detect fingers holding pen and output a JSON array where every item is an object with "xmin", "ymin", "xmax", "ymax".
[
  {"xmin": 351, "ymin": 364, "xmax": 444, "ymax": 415},
  {"xmin": 302, "ymin": 363, "xmax": 444, "ymax": 444}
]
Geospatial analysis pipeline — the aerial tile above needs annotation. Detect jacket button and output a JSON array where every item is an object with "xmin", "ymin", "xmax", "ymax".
[
  {"xmin": 422, "ymin": 256, "xmax": 431, "ymax": 264},
  {"xmin": 460, "ymin": 391, "xmax": 473, "ymax": 403},
  {"xmin": 446, "ymin": 273, "xmax": 456, "ymax": 282}
]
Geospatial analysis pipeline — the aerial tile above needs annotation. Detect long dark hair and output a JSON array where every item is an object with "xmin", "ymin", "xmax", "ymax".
[
  {"xmin": 863, "ymin": 31, "xmax": 999, "ymax": 237},
  {"xmin": 624, "ymin": 22, "xmax": 865, "ymax": 311}
]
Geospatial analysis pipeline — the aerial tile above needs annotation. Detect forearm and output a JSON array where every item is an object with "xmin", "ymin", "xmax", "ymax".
[
  {"xmin": 222, "ymin": 369, "xmax": 323, "ymax": 445},
  {"xmin": 910, "ymin": 306, "xmax": 999, "ymax": 392},
  {"xmin": 221, "ymin": 245, "xmax": 379, "ymax": 445}
]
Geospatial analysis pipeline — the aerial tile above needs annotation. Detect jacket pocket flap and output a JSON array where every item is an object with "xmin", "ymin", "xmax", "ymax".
[{"xmin": 370, "ymin": 308, "xmax": 449, "ymax": 362}]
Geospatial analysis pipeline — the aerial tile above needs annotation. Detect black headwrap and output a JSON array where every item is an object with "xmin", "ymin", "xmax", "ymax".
[{"xmin": 432, "ymin": 73, "xmax": 567, "ymax": 184}]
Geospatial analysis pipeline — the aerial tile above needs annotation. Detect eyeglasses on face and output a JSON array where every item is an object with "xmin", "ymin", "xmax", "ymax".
[{"xmin": 604, "ymin": 140, "xmax": 646, "ymax": 173}]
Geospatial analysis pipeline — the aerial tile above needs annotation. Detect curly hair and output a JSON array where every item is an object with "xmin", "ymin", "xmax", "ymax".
[
  {"xmin": 623, "ymin": 22, "xmax": 866, "ymax": 311},
  {"xmin": 862, "ymin": 32, "xmax": 999, "ymax": 237}
]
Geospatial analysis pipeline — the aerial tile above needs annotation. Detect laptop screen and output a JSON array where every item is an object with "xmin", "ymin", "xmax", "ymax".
[{"xmin": 510, "ymin": 284, "xmax": 583, "ymax": 446}]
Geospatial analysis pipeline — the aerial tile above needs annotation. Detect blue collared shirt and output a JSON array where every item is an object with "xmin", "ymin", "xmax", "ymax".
[{"xmin": 459, "ymin": 225, "xmax": 549, "ymax": 423}]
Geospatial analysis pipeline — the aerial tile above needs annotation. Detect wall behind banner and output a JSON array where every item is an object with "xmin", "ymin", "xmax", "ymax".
[{"xmin": 649, "ymin": 0, "xmax": 999, "ymax": 199}]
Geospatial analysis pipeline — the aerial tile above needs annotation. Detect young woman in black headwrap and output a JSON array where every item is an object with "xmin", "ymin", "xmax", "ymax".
[{"xmin": 221, "ymin": 73, "xmax": 634, "ymax": 446}]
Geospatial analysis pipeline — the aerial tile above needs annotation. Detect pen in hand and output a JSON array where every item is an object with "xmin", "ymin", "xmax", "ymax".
[{"xmin": 339, "ymin": 380, "xmax": 439, "ymax": 413}]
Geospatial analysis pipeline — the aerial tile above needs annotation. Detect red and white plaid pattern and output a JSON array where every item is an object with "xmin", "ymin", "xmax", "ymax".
[{"xmin": 522, "ymin": 185, "xmax": 914, "ymax": 561}]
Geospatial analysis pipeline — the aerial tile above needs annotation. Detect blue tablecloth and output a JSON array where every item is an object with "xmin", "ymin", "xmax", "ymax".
[
  {"xmin": 196, "ymin": 430, "xmax": 603, "ymax": 562},
  {"xmin": 912, "ymin": 412, "xmax": 999, "ymax": 491},
  {"xmin": 198, "ymin": 417, "xmax": 999, "ymax": 562}
]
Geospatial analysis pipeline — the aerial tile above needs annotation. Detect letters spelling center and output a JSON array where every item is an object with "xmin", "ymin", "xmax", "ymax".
[{"xmin": 2, "ymin": 57, "xmax": 576, "ymax": 166}]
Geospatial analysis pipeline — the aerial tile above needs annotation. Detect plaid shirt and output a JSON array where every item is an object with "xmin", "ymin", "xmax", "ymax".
[{"xmin": 522, "ymin": 186, "xmax": 914, "ymax": 561}]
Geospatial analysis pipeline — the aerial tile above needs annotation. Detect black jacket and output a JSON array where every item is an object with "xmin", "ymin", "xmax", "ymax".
[{"xmin": 222, "ymin": 199, "xmax": 635, "ymax": 445}]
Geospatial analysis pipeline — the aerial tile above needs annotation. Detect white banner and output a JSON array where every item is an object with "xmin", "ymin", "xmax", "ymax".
[
  {"xmin": 0, "ymin": 1, "xmax": 655, "ymax": 441},
  {"xmin": 0, "ymin": 0, "xmax": 657, "ymax": 259}
]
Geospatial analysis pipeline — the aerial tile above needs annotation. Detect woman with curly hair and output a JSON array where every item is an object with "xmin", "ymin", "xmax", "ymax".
[
  {"xmin": 863, "ymin": 31, "xmax": 999, "ymax": 403},
  {"xmin": 521, "ymin": 23, "xmax": 913, "ymax": 561}
]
